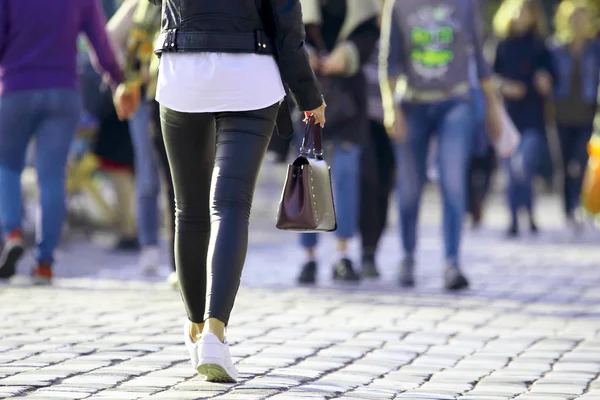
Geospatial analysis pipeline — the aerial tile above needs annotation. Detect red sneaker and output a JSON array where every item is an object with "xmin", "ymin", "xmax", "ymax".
[{"xmin": 32, "ymin": 263, "xmax": 52, "ymax": 285}]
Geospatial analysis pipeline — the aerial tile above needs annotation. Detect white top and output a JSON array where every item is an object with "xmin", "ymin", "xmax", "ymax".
[{"xmin": 156, "ymin": 53, "xmax": 286, "ymax": 113}]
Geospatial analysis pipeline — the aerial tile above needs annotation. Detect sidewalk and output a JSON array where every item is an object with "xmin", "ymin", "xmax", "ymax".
[{"xmin": 1, "ymin": 187, "xmax": 600, "ymax": 399}]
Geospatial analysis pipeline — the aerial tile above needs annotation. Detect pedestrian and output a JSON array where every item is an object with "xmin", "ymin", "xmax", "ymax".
[
  {"xmin": 551, "ymin": 0, "xmax": 600, "ymax": 232},
  {"xmin": 359, "ymin": 41, "xmax": 396, "ymax": 278},
  {"xmin": 492, "ymin": 0, "xmax": 557, "ymax": 237},
  {"xmin": 379, "ymin": 0, "xmax": 503, "ymax": 290},
  {"xmin": 0, "ymin": 0, "xmax": 134, "ymax": 283},
  {"xmin": 295, "ymin": 0, "xmax": 380, "ymax": 285},
  {"xmin": 109, "ymin": 0, "xmax": 173, "ymax": 277},
  {"xmin": 151, "ymin": 0, "xmax": 326, "ymax": 382}
]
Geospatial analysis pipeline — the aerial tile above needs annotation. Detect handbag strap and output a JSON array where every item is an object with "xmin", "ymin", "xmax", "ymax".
[{"xmin": 300, "ymin": 115, "xmax": 324, "ymax": 160}]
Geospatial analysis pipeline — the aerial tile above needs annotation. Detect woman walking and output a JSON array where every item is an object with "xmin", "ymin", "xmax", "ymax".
[
  {"xmin": 360, "ymin": 41, "xmax": 396, "ymax": 278},
  {"xmin": 379, "ymin": 0, "xmax": 503, "ymax": 290},
  {"xmin": 295, "ymin": 0, "xmax": 379, "ymax": 284},
  {"xmin": 109, "ymin": 0, "xmax": 171, "ymax": 276},
  {"xmin": 492, "ymin": 0, "xmax": 557, "ymax": 237},
  {"xmin": 551, "ymin": 0, "xmax": 600, "ymax": 231},
  {"xmin": 0, "ymin": 0, "xmax": 132, "ymax": 282},
  {"xmin": 152, "ymin": 0, "xmax": 325, "ymax": 382}
]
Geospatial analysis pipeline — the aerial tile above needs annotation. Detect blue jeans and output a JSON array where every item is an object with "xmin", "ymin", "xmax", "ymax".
[
  {"xmin": 397, "ymin": 99, "xmax": 475, "ymax": 261},
  {"xmin": 129, "ymin": 103, "xmax": 161, "ymax": 247},
  {"xmin": 506, "ymin": 131, "xmax": 544, "ymax": 223},
  {"xmin": 0, "ymin": 89, "xmax": 81, "ymax": 263},
  {"xmin": 300, "ymin": 141, "xmax": 361, "ymax": 248}
]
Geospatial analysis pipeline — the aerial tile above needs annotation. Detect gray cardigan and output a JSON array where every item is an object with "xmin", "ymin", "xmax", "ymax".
[{"xmin": 379, "ymin": 0, "xmax": 491, "ymax": 102}]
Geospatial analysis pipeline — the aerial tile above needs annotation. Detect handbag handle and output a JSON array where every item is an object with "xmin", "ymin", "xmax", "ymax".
[{"xmin": 300, "ymin": 115, "xmax": 324, "ymax": 160}]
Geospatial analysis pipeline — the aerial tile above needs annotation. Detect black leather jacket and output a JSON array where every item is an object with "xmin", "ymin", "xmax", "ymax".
[{"xmin": 148, "ymin": 0, "xmax": 323, "ymax": 114}]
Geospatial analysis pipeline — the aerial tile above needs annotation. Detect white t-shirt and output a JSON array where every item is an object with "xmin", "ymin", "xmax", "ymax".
[{"xmin": 156, "ymin": 53, "xmax": 286, "ymax": 113}]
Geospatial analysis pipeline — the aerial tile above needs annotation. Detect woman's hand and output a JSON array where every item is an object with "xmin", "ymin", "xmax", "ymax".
[
  {"xmin": 309, "ymin": 51, "xmax": 322, "ymax": 72},
  {"xmin": 305, "ymin": 101, "xmax": 327, "ymax": 128},
  {"xmin": 113, "ymin": 82, "xmax": 140, "ymax": 121},
  {"xmin": 500, "ymin": 79, "xmax": 527, "ymax": 100},
  {"xmin": 320, "ymin": 47, "xmax": 347, "ymax": 76},
  {"xmin": 384, "ymin": 106, "xmax": 407, "ymax": 143},
  {"xmin": 534, "ymin": 70, "xmax": 553, "ymax": 97}
]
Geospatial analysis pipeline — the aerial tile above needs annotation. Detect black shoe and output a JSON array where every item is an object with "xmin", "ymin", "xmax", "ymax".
[
  {"xmin": 529, "ymin": 220, "xmax": 539, "ymax": 234},
  {"xmin": 444, "ymin": 262, "xmax": 469, "ymax": 291},
  {"xmin": 297, "ymin": 261, "xmax": 317, "ymax": 284},
  {"xmin": 0, "ymin": 239, "xmax": 24, "ymax": 280},
  {"xmin": 507, "ymin": 224, "xmax": 519, "ymax": 238},
  {"xmin": 113, "ymin": 237, "xmax": 140, "ymax": 252},
  {"xmin": 361, "ymin": 254, "xmax": 380, "ymax": 278},
  {"xmin": 399, "ymin": 256, "xmax": 415, "ymax": 287},
  {"xmin": 333, "ymin": 258, "xmax": 361, "ymax": 282}
]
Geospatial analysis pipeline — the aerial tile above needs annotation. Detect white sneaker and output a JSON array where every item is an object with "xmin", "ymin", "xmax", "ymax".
[
  {"xmin": 184, "ymin": 320, "xmax": 199, "ymax": 370},
  {"xmin": 139, "ymin": 246, "xmax": 159, "ymax": 275},
  {"xmin": 196, "ymin": 333, "xmax": 238, "ymax": 383}
]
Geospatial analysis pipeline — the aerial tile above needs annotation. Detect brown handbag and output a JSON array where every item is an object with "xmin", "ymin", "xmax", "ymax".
[{"xmin": 275, "ymin": 116, "xmax": 337, "ymax": 232}]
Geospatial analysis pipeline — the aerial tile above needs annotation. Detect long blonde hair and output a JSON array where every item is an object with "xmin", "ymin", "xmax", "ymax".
[
  {"xmin": 553, "ymin": 0, "xmax": 598, "ymax": 44},
  {"xmin": 493, "ymin": 0, "xmax": 549, "ymax": 39}
]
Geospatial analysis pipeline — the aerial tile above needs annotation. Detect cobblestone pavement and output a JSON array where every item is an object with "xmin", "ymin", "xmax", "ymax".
[{"xmin": 2, "ymin": 181, "xmax": 600, "ymax": 399}]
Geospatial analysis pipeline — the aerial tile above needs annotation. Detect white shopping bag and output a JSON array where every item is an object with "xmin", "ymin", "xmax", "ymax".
[{"xmin": 493, "ymin": 105, "xmax": 521, "ymax": 159}]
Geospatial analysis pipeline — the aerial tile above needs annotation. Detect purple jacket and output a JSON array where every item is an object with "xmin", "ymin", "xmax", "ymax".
[{"xmin": 0, "ymin": 0, "xmax": 123, "ymax": 94}]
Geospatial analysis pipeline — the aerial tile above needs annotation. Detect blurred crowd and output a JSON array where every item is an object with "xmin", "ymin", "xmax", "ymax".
[{"xmin": 0, "ymin": 0, "xmax": 599, "ymax": 290}]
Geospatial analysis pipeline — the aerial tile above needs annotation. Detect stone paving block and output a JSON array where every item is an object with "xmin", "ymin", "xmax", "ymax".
[
  {"xmin": 487, "ymin": 369, "xmax": 544, "ymax": 382},
  {"xmin": 144, "ymin": 390, "xmax": 209, "ymax": 399},
  {"xmin": 270, "ymin": 391, "xmax": 327, "ymax": 399},
  {"xmin": 512, "ymin": 394, "xmax": 575, "ymax": 400},
  {"xmin": 552, "ymin": 362, "xmax": 600, "ymax": 373},
  {"xmin": 560, "ymin": 351, "xmax": 600, "ymax": 362},
  {"xmin": 20, "ymin": 390, "xmax": 90, "ymax": 399},
  {"xmin": 410, "ymin": 355, "xmax": 461, "ymax": 368},
  {"xmin": 242, "ymin": 376, "xmax": 303, "ymax": 389},
  {"xmin": 172, "ymin": 380, "xmax": 231, "ymax": 392},
  {"xmin": 428, "ymin": 370, "xmax": 483, "ymax": 384},
  {"xmin": 505, "ymin": 359, "xmax": 553, "ymax": 372},
  {"xmin": 528, "ymin": 382, "xmax": 585, "ymax": 395},
  {"xmin": 345, "ymin": 387, "xmax": 398, "ymax": 399},
  {"xmin": 469, "ymin": 382, "xmax": 528, "ymax": 396},
  {"xmin": 578, "ymin": 392, "xmax": 600, "ymax": 400},
  {"xmin": 518, "ymin": 350, "xmax": 563, "ymax": 360},
  {"xmin": 317, "ymin": 371, "xmax": 373, "ymax": 388},
  {"xmin": 269, "ymin": 368, "xmax": 323, "ymax": 380},
  {"xmin": 418, "ymin": 381, "xmax": 473, "ymax": 394},
  {"xmin": 0, "ymin": 373, "xmax": 58, "ymax": 387},
  {"xmin": 396, "ymin": 391, "xmax": 456, "ymax": 399},
  {"xmin": 226, "ymin": 388, "xmax": 280, "ymax": 398},
  {"xmin": 84, "ymin": 390, "xmax": 148, "ymax": 399},
  {"xmin": 118, "ymin": 376, "xmax": 185, "ymax": 389},
  {"xmin": 0, "ymin": 386, "xmax": 32, "ymax": 397}
]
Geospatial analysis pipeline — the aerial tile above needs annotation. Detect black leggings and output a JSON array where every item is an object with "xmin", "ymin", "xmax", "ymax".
[
  {"xmin": 159, "ymin": 103, "xmax": 278, "ymax": 325},
  {"xmin": 149, "ymin": 100, "xmax": 176, "ymax": 271}
]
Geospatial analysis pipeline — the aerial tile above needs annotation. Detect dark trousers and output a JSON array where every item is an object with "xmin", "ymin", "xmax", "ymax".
[
  {"xmin": 159, "ymin": 103, "xmax": 278, "ymax": 325},
  {"xmin": 359, "ymin": 120, "xmax": 395, "ymax": 255},
  {"xmin": 149, "ymin": 100, "xmax": 176, "ymax": 271},
  {"xmin": 467, "ymin": 147, "xmax": 496, "ymax": 218},
  {"xmin": 558, "ymin": 124, "xmax": 593, "ymax": 217}
]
